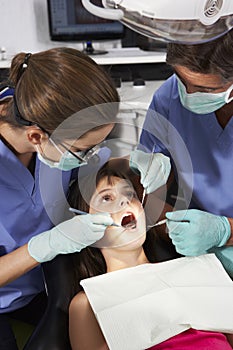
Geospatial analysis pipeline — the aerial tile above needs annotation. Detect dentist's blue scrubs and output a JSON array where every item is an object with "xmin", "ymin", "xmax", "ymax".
[
  {"xmin": 140, "ymin": 74, "xmax": 233, "ymax": 216},
  {"xmin": 0, "ymin": 138, "xmax": 72, "ymax": 346}
]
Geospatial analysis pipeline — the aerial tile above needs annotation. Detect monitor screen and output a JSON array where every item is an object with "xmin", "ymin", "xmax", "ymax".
[{"xmin": 47, "ymin": 0, "xmax": 125, "ymax": 42}]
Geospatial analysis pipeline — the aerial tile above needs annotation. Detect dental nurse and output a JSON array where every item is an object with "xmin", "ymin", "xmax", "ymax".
[
  {"xmin": 0, "ymin": 47, "xmax": 119, "ymax": 349},
  {"xmin": 130, "ymin": 28, "xmax": 233, "ymax": 277}
]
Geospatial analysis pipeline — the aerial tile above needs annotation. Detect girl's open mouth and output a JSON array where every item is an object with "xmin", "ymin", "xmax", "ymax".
[{"xmin": 121, "ymin": 213, "xmax": 137, "ymax": 229}]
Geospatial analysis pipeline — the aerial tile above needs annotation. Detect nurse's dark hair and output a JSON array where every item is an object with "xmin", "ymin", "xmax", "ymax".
[
  {"xmin": 1, "ymin": 47, "xmax": 119, "ymax": 136},
  {"xmin": 166, "ymin": 28, "xmax": 233, "ymax": 82}
]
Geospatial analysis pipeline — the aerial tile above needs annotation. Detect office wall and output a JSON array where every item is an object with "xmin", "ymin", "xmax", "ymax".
[{"xmin": 0, "ymin": 0, "xmax": 120, "ymax": 60}]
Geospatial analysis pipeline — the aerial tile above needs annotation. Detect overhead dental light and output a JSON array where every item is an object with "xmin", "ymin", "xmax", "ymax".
[{"xmin": 81, "ymin": 0, "xmax": 233, "ymax": 44}]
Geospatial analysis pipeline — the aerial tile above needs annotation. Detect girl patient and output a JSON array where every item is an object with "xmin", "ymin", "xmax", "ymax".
[{"xmin": 68, "ymin": 158, "xmax": 233, "ymax": 350}]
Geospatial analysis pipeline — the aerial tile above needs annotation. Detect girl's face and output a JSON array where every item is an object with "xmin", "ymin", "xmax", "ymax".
[{"xmin": 89, "ymin": 176, "xmax": 146, "ymax": 249}]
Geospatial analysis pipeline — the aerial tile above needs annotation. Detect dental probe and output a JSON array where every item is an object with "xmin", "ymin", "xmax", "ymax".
[
  {"xmin": 141, "ymin": 189, "xmax": 146, "ymax": 207},
  {"xmin": 141, "ymin": 145, "xmax": 156, "ymax": 207},
  {"xmin": 69, "ymin": 207, "xmax": 120, "ymax": 227},
  {"xmin": 147, "ymin": 218, "xmax": 167, "ymax": 228},
  {"xmin": 148, "ymin": 217, "xmax": 190, "ymax": 229}
]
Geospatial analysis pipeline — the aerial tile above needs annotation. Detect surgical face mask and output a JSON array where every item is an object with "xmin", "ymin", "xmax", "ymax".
[
  {"xmin": 177, "ymin": 75, "xmax": 233, "ymax": 114},
  {"xmin": 37, "ymin": 145, "xmax": 87, "ymax": 170},
  {"xmin": 37, "ymin": 138, "xmax": 90, "ymax": 171},
  {"xmin": 37, "ymin": 137, "xmax": 104, "ymax": 170}
]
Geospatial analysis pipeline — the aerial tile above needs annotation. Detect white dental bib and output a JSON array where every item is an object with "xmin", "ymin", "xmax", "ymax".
[{"xmin": 81, "ymin": 254, "xmax": 233, "ymax": 350}]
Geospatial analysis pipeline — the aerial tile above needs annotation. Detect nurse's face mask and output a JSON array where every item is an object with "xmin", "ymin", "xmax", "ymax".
[
  {"xmin": 13, "ymin": 93, "xmax": 101, "ymax": 170},
  {"xmin": 177, "ymin": 75, "xmax": 233, "ymax": 114},
  {"xmin": 37, "ymin": 139, "xmax": 101, "ymax": 171}
]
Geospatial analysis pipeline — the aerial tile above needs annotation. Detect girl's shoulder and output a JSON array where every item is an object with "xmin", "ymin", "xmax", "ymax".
[{"xmin": 70, "ymin": 291, "xmax": 89, "ymax": 312}]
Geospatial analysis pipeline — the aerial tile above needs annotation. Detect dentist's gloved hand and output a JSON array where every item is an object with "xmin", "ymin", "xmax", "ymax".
[
  {"xmin": 129, "ymin": 150, "xmax": 171, "ymax": 194},
  {"xmin": 28, "ymin": 213, "xmax": 113, "ymax": 263},
  {"xmin": 209, "ymin": 246, "xmax": 233, "ymax": 279},
  {"xmin": 166, "ymin": 209, "xmax": 231, "ymax": 256}
]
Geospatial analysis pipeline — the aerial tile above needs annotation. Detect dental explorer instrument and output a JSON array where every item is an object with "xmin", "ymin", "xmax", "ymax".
[
  {"xmin": 141, "ymin": 145, "xmax": 156, "ymax": 207},
  {"xmin": 69, "ymin": 207, "xmax": 120, "ymax": 227},
  {"xmin": 147, "ymin": 218, "xmax": 167, "ymax": 228}
]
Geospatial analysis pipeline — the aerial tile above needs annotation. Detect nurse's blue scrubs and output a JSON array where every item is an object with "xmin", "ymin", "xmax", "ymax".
[
  {"xmin": 0, "ymin": 137, "xmax": 110, "ymax": 349},
  {"xmin": 0, "ymin": 139, "xmax": 72, "ymax": 349}
]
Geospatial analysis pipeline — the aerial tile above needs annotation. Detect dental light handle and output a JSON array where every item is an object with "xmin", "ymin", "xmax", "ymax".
[
  {"xmin": 81, "ymin": 0, "xmax": 123, "ymax": 20},
  {"xmin": 81, "ymin": 0, "xmax": 233, "ymax": 44}
]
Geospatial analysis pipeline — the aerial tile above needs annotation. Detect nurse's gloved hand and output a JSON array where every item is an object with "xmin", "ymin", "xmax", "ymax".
[
  {"xmin": 129, "ymin": 150, "xmax": 171, "ymax": 194},
  {"xmin": 28, "ymin": 213, "xmax": 113, "ymax": 263},
  {"xmin": 166, "ymin": 209, "xmax": 231, "ymax": 256},
  {"xmin": 209, "ymin": 246, "xmax": 233, "ymax": 279}
]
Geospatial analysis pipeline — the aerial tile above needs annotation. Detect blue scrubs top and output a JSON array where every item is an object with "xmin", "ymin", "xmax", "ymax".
[
  {"xmin": 0, "ymin": 140, "xmax": 72, "ymax": 312},
  {"xmin": 140, "ymin": 74, "xmax": 233, "ymax": 217}
]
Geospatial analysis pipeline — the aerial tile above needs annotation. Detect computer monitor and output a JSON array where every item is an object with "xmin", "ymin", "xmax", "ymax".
[{"xmin": 47, "ymin": 0, "xmax": 124, "ymax": 48}]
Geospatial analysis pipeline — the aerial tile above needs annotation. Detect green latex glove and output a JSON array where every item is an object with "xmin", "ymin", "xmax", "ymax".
[
  {"xmin": 166, "ymin": 209, "xmax": 231, "ymax": 256},
  {"xmin": 130, "ymin": 150, "xmax": 171, "ymax": 193},
  {"xmin": 28, "ymin": 213, "xmax": 113, "ymax": 262},
  {"xmin": 210, "ymin": 246, "xmax": 233, "ymax": 279}
]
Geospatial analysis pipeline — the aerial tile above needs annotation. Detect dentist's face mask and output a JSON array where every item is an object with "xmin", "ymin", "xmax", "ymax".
[
  {"xmin": 177, "ymin": 75, "xmax": 233, "ymax": 114},
  {"xmin": 37, "ymin": 138, "xmax": 100, "ymax": 171}
]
